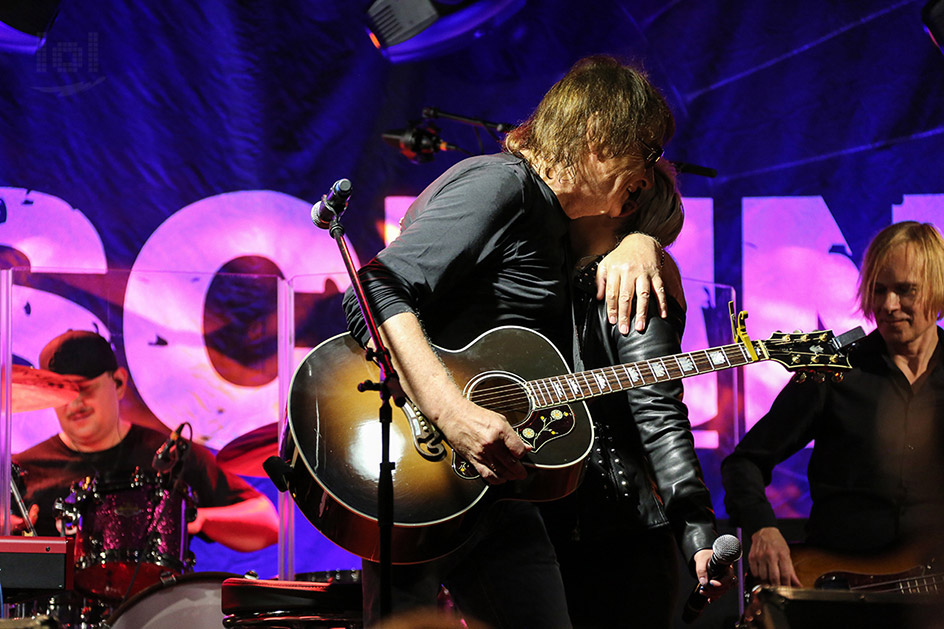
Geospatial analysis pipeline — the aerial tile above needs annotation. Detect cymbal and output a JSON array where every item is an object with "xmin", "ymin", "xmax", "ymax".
[
  {"xmin": 216, "ymin": 422, "xmax": 278, "ymax": 477},
  {"xmin": 9, "ymin": 365, "xmax": 81, "ymax": 413}
]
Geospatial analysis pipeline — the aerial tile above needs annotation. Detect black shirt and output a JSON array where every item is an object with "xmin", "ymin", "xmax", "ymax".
[
  {"xmin": 15, "ymin": 424, "xmax": 260, "ymax": 537},
  {"xmin": 721, "ymin": 327, "xmax": 944, "ymax": 552},
  {"xmin": 344, "ymin": 153, "xmax": 572, "ymax": 355}
]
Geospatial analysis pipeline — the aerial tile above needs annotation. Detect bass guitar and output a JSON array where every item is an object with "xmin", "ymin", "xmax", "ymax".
[
  {"xmin": 789, "ymin": 543, "xmax": 941, "ymax": 593},
  {"xmin": 282, "ymin": 309, "xmax": 862, "ymax": 564}
]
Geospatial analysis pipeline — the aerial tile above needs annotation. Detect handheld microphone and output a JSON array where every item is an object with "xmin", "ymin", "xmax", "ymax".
[
  {"xmin": 152, "ymin": 422, "xmax": 189, "ymax": 473},
  {"xmin": 681, "ymin": 534, "xmax": 742, "ymax": 623},
  {"xmin": 311, "ymin": 178, "xmax": 353, "ymax": 229}
]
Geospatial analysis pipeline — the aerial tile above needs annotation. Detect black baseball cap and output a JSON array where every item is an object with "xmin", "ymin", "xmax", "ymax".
[{"xmin": 40, "ymin": 330, "xmax": 119, "ymax": 379}]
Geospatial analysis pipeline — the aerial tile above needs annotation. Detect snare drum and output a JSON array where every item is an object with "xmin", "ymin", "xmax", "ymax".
[
  {"xmin": 106, "ymin": 572, "xmax": 236, "ymax": 628},
  {"xmin": 57, "ymin": 470, "xmax": 196, "ymax": 601}
]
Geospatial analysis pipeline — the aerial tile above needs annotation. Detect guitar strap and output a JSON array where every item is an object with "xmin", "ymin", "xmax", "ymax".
[{"xmin": 569, "ymin": 254, "xmax": 596, "ymax": 375}]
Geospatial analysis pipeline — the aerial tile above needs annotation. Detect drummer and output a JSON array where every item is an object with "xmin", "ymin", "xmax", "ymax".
[{"xmin": 12, "ymin": 330, "xmax": 280, "ymax": 552}]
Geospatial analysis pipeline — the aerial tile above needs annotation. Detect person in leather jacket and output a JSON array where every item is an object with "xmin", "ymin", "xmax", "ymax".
[{"xmin": 541, "ymin": 162, "xmax": 731, "ymax": 628}]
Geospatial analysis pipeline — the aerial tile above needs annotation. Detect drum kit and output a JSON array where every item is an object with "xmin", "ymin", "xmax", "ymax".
[{"xmin": 0, "ymin": 367, "xmax": 294, "ymax": 628}]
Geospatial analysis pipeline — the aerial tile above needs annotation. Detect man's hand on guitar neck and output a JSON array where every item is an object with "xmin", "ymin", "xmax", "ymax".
[
  {"xmin": 378, "ymin": 312, "xmax": 530, "ymax": 485},
  {"xmin": 749, "ymin": 526, "xmax": 804, "ymax": 587}
]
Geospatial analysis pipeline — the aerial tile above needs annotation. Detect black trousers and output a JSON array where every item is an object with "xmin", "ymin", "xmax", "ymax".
[{"xmin": 553, "ymin": 523, "xmax": 679, "ymax": 628}]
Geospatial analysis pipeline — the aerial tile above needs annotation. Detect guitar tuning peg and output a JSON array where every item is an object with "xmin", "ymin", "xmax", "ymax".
[
  {"xmin": 831, "ymin": 372, "xmax": 844, "ymax": 383},
  {"xmin": 793, "ymin": 329, "xmax": 802, "ymax": 334},
  {"xmin": 794, "ymin": 372, "xmax": 808, "ymax": 383},
  {"xmin": 813, "ymin": 373, "xmax": 826, "ymax": 384}
]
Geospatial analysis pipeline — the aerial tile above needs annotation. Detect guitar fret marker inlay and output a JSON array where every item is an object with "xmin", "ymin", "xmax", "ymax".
[
  {"xmin": 551, "ymin": 380, "xmax": 564, "ymax": 398},
  {"xmin": 593, "ymin": 372, "xmax": 608, "ymax": 390}
]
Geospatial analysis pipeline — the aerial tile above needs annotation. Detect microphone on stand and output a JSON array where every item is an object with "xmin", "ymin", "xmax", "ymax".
[
  {"xmin": 311, "ymin": 178, "xmax": 353, "ymax": 229},
  {"xmin": 682, "ymin": 534, "xmax": 742, "ymax": 623},
  {"xmin": 152, "ymin": 423, "xmax": 190, "ymax": 473},
  {"xmin": 382, "ymin": 123, "xmax": 461, "ymax": 163}
]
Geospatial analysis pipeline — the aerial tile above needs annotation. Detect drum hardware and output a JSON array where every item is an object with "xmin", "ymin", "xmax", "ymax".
[
  {"xmin": 10, "ymin": 465, "xmax": 36, "ymax": 537},
  {"xmin": 8, "ymin": 590, "xmax": 110, "ymax": 629}
]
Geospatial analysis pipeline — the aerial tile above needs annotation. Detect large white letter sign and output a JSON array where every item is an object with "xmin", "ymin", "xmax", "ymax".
[
  {"xmin": 0, "ymin": 188, "xmax": 110, "ymax": 451},
  {"xmin": 742, "ymin": 196, "xmax": 869, "ymax": 433},
  {"xmin": 124, "ymin": 190, "xmax": 359, "ymax": 449},
  {"xmin": 893, "ymin": 195, "xmax": 944, "ymax": 228}
]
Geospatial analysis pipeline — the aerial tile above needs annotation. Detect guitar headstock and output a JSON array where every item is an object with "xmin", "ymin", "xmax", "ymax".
[{"xmin": 758, "ymin": 327, "xmax": 864, "ymax": 377}]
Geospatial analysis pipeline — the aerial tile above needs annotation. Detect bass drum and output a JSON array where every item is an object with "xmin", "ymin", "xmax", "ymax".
[{"xmin": 106, "ymin": 571, "xmax": 236, "ymax": 628}]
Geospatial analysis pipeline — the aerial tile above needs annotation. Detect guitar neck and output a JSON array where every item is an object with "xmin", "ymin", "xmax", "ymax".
[{"xmin": 527, "ymin": 340, "xmax": 767, "ymax": 407}]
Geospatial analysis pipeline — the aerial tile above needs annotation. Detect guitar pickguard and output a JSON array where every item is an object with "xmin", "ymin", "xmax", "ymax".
[
  {"xmin": 451, "ymin": 404, "xmax": 577, "ymax": 480},
  {"xmin": 517, "ymin": 405, "xmax": 575, "ymax": 451}
]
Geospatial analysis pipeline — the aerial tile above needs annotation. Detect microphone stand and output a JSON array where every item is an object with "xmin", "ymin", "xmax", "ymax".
[
  {"xmin": 314, "ymin": 195, "xmax": 404, "ymax": 620},
  {"xmin": 418, "ymin": 108, "xmax": 720, "ymax": 177},
  {"xmin": 422, "ymin": 107, "xmax": 516, "ymax": 134}
]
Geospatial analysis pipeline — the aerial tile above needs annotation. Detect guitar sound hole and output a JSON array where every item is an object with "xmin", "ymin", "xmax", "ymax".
[{"xmin": 466, "ymin": 373, "xmax": 531, "ymax": 427}]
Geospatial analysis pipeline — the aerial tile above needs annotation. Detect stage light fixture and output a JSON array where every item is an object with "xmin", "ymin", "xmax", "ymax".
[
  {"xmin": 923, "ymin": 0, "xmax": 944, "ymax": 54},
  {"xmin": 0, "ymin": 0, "xmax": 60, "ymax": 54},
  {"xmin": 365, "ymin": 0, "xmax": 525, "ymax": 63}
]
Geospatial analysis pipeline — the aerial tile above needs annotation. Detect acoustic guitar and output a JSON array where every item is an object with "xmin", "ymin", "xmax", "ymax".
[{"xmin": 282, "ymin": 313, "xmax": 862, "ymax": 564}]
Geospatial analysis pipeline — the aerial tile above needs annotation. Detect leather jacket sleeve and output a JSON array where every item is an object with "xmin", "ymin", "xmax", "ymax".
[{"xmin": 587, "ymin": 295, "xmax": 717, "ymax": 566}]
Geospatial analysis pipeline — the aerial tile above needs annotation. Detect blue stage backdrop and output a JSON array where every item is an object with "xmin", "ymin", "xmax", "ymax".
[{"xmin": 1, "ymin": 0, "xmax": 943, "ymax": 575}]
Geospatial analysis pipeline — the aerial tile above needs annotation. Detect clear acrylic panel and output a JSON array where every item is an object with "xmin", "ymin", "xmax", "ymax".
[{"xmin": 0, "ymin": 266, "xmax": 741, "ymax": 582}]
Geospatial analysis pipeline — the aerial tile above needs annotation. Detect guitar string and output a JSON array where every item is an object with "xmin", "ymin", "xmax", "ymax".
[
  {"xmin": 848, "ymin": 572, "xmax": 944, "ymax": 594},
  {"xmin": 474, "ymin": 342, "xmax": 751, "ymax": 405},
  {"xmin": 465, "ymin": 343, "xmax": 751, "ymax": 411},
  {"xmin": 464, "ymin": 340, "xmax": 827, "ymax": 412},
  {"xmin": 466, "ymin": 345, "xmax": 821, "ymax": 411}
]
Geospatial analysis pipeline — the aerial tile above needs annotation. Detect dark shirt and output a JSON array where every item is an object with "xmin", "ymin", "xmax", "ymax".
[
  {"xmin": 343, "ymin": 153, "xmax": 572, "ymax": 354},
  {"xmin": 721, "ymin": 327, "xmax": 944, "ymax": 552},
  {"xmin": 15, "ymin": 424, "xmax": 260, "ymax": 537},
  {"xmin": 340, "ymin": 155, "xmax": 575, "ymax": 627}
]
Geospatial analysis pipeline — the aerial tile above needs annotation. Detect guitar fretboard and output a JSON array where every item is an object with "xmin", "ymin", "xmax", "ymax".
[{"xmin": 527, "ymin": 341, "xmax": 764, "ymax": 408}]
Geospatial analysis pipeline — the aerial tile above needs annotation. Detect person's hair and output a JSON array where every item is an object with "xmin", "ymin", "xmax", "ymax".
[
  {"xmin": 617, "ymin": 160, "xmax": 683, "ymax": 247},
  {"xmin": 503, "ymin": 55, "xmax": 674, "ymax": 173},
  {"xmin": 857, "ymin": 221, "xmax": 944, "ymax": 321}
]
